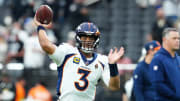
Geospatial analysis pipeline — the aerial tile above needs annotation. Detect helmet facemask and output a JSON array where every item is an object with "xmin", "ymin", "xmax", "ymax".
[{"xmin": 76, "ymin": 34, "xmax": 99, "ymax": 53}]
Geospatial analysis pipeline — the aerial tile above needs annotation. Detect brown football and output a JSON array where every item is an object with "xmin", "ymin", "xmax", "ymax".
[{"xmin": 36, "ymin": 5, "xmax": 53, "ymax": 24}]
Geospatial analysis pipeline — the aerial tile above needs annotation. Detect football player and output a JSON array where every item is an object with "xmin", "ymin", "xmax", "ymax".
[{"xmin": 34, "ymin": 16, "xmax": 124, "ymax": 101}]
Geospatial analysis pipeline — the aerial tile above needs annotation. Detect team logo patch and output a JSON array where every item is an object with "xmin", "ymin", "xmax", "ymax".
[
  {"xmin": 153, "ymin": 65, "xmax": 158, "ymax": 71},
  {"xmin": 73, "ymin": 57, "xmax": 80, "ymax": 64},
  {"xmin": 134, "ymin": 74, "xmax": 138, "ymax": 79}
]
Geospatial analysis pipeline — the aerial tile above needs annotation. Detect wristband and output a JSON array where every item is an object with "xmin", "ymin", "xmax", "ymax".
[
  {"xmin": 37, "ymin": 25, "xmax": 45, "ymax": 32},
  {"xmin": 109, "ymin": 64, "xmax": 118, "ymax": 77}
]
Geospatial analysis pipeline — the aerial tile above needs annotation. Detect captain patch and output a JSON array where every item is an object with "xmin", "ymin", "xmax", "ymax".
[{"xmin": 73, "ymin": 57, "xmax": 80, "ymax": 64}]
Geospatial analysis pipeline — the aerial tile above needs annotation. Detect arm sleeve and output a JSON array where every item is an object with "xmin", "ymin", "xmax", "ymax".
[
  {"xmin": 48, "ymin": 43, "xmax": 74, "ymax": 66},
  {"xmin": 101, "ymin": 65, "xmax": 110, "ymax": 87},
  {"xmin": 100, "ymin": 55, "xmax": 110, "ymax": 87},
  {"xmin": 133, "ymin": 64, "xmax": 145, "ymax": 101},
  {"xmin": 150, "ymin": 57, "xmax": 177, "ymax": 99}
]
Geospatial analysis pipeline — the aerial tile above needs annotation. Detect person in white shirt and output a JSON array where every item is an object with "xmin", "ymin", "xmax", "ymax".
[
  {"xmin": 24, "ymin": 31, "xmax": 45, "ymax": 68},
  {"xmin": 34, "ymin": 16, "xmax": 124, "ymax": 101}
]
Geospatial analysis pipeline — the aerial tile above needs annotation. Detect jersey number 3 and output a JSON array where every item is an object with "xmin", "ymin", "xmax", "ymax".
[{"xmin": 74, "ymin": 68, "xmax": 91, "ymax": 91}]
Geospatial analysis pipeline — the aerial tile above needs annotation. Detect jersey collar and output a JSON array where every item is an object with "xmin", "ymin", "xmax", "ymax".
[{"xmin": 79, "ymin": 50, "xmax": 97, "ymax": 65}]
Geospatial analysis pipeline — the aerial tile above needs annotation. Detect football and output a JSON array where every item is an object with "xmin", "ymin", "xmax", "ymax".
[{"xmin": 35, "ymin": 5, "xmax": 53, "ymax": 24}]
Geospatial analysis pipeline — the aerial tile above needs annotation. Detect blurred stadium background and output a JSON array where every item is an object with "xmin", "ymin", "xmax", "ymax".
[{"xmin": 0, "ymin": 0, "xmax": 179, "ymax": 101}]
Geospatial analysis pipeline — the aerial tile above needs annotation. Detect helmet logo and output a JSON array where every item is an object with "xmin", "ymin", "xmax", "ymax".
[{"xmin": 95, "ymin": 31, "xmax": 100, "ymax": 36}]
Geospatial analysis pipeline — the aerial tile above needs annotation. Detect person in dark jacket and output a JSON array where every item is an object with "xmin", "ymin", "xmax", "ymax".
[
  {"xmin": 150, "ymin": 7, "xmax": 173, "ymax": 45},
  {"xmin": 133, "ymin": 41, "xmax": 161, "ymax": 101},
  {"xmin": 150, "ymin": 27, "xmax": 180, "ymax": 101}
]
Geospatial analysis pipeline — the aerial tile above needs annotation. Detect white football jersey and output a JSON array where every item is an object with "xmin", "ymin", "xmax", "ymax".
[{"xmin": 49, "ymin": 43, "xmax": 110, "ymax": 101}]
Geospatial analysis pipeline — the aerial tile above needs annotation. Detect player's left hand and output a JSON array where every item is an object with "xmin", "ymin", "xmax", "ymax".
[{"xmin": 108, "ymin": 47, "xmax": 124, "ymax": 64}]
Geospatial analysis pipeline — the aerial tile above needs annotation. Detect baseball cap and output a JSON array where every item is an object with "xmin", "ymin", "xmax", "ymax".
[{"xmin": 145, "ymin": 41, "xmax": 161, "ymax": 52}]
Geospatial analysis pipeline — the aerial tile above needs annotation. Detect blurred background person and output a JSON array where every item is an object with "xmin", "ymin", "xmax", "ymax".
[
  {"xmin": 162, "ymin": 0, "xmax": 178, "ymax": 24},
  {"xmin": 23, "ymin": 29, "xmax": 45, "ymax": 69},
  {"xmin": 15, "ymin": 76, "xmax": 26, "ymax": 101},
  {"xmin": 68, "ymin": 0, "xmax": 90, "ymax": 30},
  {"xmin": 0, "ymin": 73, "xmax": 16, "ymax": 101},
  {"xmin": 0, "ymin": 26, "xmax": 8, "ymax": 64},
  {"xmin": 150, "ymin": 6, "xmax": 173, "ymax": 44},
  {"xmin": 23, "ymin": 27, "xmax": 45, "ymax": 91},
  {"xmin": 26, "ymin": 81, "xmax": 52, "ymax": 101},
  {"xmin": 5, "ymin": 22, "xmax": 25, "ymax": 64}
]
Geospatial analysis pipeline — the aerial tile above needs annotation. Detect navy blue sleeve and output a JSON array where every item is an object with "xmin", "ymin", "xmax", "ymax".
[
  {"xmin": 150, "ymin": 57, "xmax": 177, "ymax": 99},
  {"xmin": 133, "ymin": 63, "xmax": 145, "ymax": 101}
]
